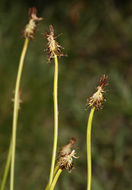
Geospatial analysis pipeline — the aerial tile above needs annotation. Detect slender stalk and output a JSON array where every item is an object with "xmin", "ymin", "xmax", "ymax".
[
  {"xmin": 53, "ymin": 165, "xmax": 59, "ymax": 178},
  {"xmin": 87, "ymin": 107, "xmax": 95, "ymax": 190},
  {"xmin": 0, "ymin": 142, "xmax": 12, "ymax": 190},
  {"xmin": 49, "ymin": 169, "xmax": 62, "ymax": 190},
  {"xmin": 10, "ymin": 38, "xmax": 29, "ymax": 190},
  {"xmin": 45, "ymin": 165, "xmax": 59, "ymax": 190},
  {"xmin": 48, "ymin": 54, "xmax": 59, "ymax": 188}
]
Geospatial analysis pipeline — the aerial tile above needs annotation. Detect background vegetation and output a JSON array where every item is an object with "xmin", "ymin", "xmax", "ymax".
[{"xmin": 0, "ymin": 0, "xmax": 132, "ymax": 189}]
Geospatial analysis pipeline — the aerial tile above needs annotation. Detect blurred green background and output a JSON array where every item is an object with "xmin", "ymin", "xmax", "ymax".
[{"xmin": 0, "ymin": 0, "xmax": 132, "ymax": 189}]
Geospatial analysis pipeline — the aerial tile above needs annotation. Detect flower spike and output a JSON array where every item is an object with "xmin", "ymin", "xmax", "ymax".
[
  {"xmin": 57, "ymin": 137, "xmax": 78, "ymax": 173},
  {"xmin": 44, "ymin": 25, "xmax": 65, "ymax": 62},
  {"xmin": 86, "ymin": 74, "xmax": 108, "ymax": 110},
  {"xmin": 23, "ymin": 7, "xmax": 43, "ymax": 39}
]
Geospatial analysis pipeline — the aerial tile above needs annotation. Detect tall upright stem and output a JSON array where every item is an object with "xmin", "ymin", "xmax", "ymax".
[
  {"xmin": 49, "ymin": 169, "xmax": 62, "ymax": 190},
  {"xmin": 48, "ymin": 54, "xmax": 59, "ymax": 188},
  {"xmin": 87, "ymin": 107, "xmax": 95, "ymax": 190},
  {"xmin": 10, "ymin": 38, "xmax": 29, "ymax": 190}
]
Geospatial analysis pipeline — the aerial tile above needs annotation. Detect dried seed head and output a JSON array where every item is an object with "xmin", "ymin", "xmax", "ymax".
[
  {"xmin": 59, "ymin": 137, "xmax": 76, "ymax": 157},
  {"xmin": 57, "ymin": 137, "xmax": 78, "ymax": 172},
  {"xmin": 23, "ymin": 7, "xmax": 43, "ymax": 39},
  {"xmin": 44, "ymin": 25, "xmax": 65, "ymax": 62},
  {"xmin": 86, "ymin": 74, "xmax": 108, "ymax": 110}
]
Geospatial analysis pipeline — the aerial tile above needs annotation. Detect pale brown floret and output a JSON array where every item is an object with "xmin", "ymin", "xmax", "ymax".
[
  {"xmin": 58, "ymin": 150, "xmax": 78, "ymax": 172},
  {"xmin": 58, "ymin": 137, "xmax": 76, "ymax": 157},
  {"xmin": 87, "ymin": 74, "xmax": 108, "ymax": 110},
  {"xmin": 23, "ymin": 7, "xmax": 43, "ymax": 39},
  {"xmin": 57, "ymin": 137, "xmax": 78, "ymax": 172},
  {"xmin": 44, "ymin": 25, "xmax": 64, "ymax": 62}
]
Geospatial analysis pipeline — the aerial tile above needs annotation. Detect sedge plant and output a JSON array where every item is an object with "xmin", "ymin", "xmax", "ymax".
[
  {"xmin": 44, "ymin": 25, "xmax": 65, "ymax": 189},
  {"xmin": 1, "ymin": 37, "xmax": 29, "ymax": 190},
  {"xmin": 10, "ymin": 8, "xmax": 43, "ymax": 190},
  {"xmin": 0, "ymin": 8, "xmax": 110, "ymax": 190},
  {"xmin": 86, "ymin": 75, "xmax": 108, "ymax": 190},
  {"xmin": 0, "ymin": 7, "xmax": 43, "ymax": 190}
]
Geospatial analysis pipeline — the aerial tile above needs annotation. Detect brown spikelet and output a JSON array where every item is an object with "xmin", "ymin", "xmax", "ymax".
[
  {"xmin": 98, "ymin": 74, "xmax": 108, "ymax": 88},
  {"xmin": 86, "ymin": 74, "xmax": 108, "ymax": 110},
  {"xmin": 44, "ymin": 25, "xmax": 65, "ymax": 62},
  {"xmin": 57, "ymin": 137, "xmax": 78, "ymax": 172},
  {"xmin": 69, "ymin": 137, "xmax": 76, "ymax": 145},
  {"xmin": 28, "ymin": 7, "xmax": 37, "ymax": 19},
  {"xmin": 23, "ymin": 7, "xmax": 43, "ymax": 39}
]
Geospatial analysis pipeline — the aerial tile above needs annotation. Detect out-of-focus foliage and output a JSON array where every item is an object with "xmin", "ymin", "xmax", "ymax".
[{"xmin": 0, "ymin": 0, "xmax": 132, "ymax": 190}]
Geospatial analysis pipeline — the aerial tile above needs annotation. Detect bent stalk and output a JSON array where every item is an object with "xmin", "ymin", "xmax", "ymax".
[
  {"xmin": 45, "ymin": 165, "xmax": 59, "ymax": 190},
  {"xmin": 49, "ymin": 168, "xmax": 62, "ymax": 190}
]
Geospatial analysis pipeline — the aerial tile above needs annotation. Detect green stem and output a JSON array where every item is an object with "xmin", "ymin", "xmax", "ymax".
[
  {"xmin": 87, "ymin": 107, "xmax": 95, "ymax": 190},
  {"xmin": 53, "ymin": 165, "xmax": 59, "ymax": 178},
  {"xmin": 10, "ymin": 38, "xmax": 29, "ymax": 190},
  {"xmin": 0, "ymin": 141, "xmax": 12, "ymax": 190},
  {"xmin": 45, "ymin": 165, "xmax": 59, "ymax": 190},
  {"xmin": 48, "ymin": 54, "xmax": 59, "ymax": 187},
  {"xmin": 49, "ymin": 169, "xmax": 62, "ymax": 190}
]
